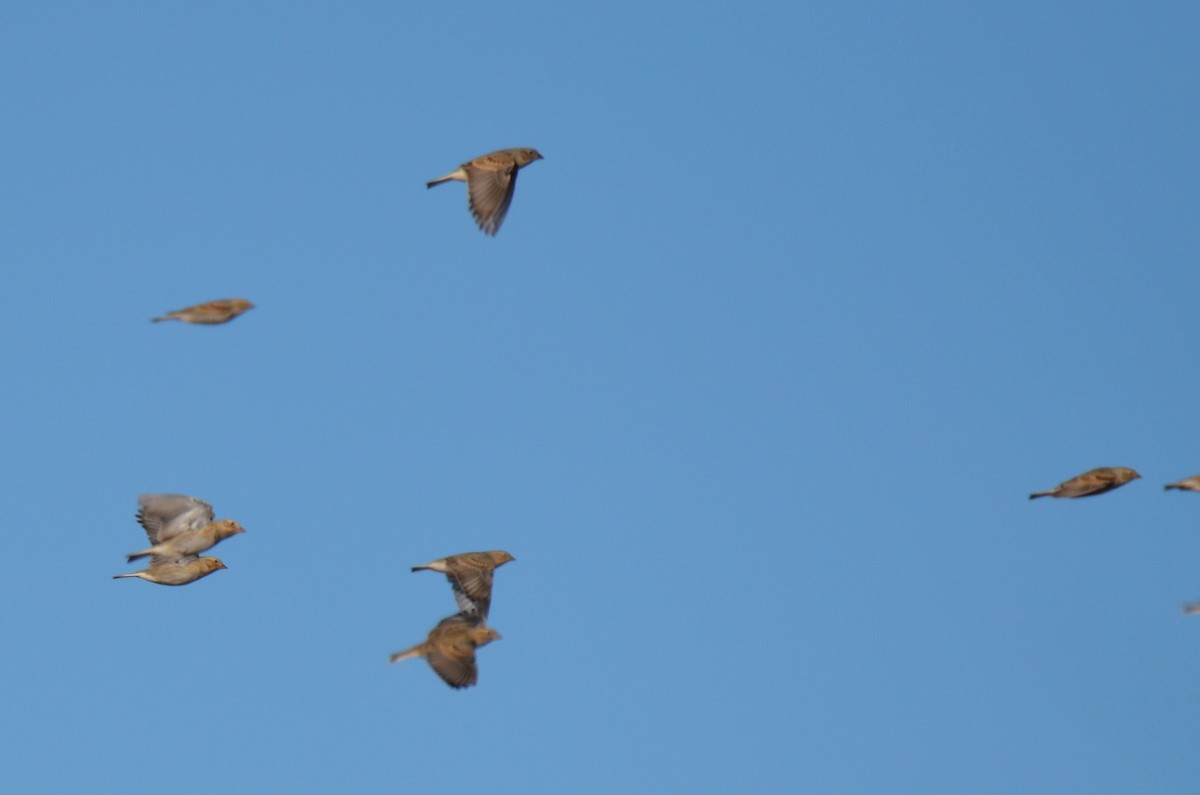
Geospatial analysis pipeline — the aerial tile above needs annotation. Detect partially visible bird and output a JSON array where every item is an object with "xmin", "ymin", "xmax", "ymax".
[
  {"xmin": 389, "ymin": 612, "xmax": 502, "ymax": 689},
  {"xmin": 113, "ymin": 557, "xmax": 227, "ymax": 586},
  {"xmin": 1183, "ymin": 602, "xmax": 1200, "ymax": 615},
  {"xmin": 152, "ymin": 298, "xmax": 255, "ymax": 324},
  {"xmin": 1028, "ymin": 467, "xmax": 1141, "ymax": 500},
  {"xmin": 1164, "ymin": 474, "xmax": 1200, "ymax": 493},
  {"xmin": 426, "ymin": 148, "xmax": 543, "ymax": 235},
  {"xmin": 412, "ymin": 550, "xmax": 515, "ymax": 618},
  {"xmin": 114, "ymin": 494, "xmax": 243, "ymax": 586}
]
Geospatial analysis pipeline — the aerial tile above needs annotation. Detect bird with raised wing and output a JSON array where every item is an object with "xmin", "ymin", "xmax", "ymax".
[
  {"xmin": 125, "ymin": 494, "xmax": 245, "ymax": 563},
  {"xmin": 114, "ymin": 494, "xmax": 243, "ymax": 585}
]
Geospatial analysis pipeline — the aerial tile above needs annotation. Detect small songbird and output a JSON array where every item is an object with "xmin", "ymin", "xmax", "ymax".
[
  {"xmin": 1164, "ymin": 474, "xmax": 1200, "ymax": 493},
  {"xmin": 426, "ymin": 148, "xmax": 543, "ymax": 235},
  {"xmin": 389, "ymin": 612, "xmax": 502, "ymax": 689},
  {"xmin": 114, "ymin": 494, "xmax": 243, "ymax": 585},
  {"xmin": 113, "ymin": 557, "xmax": 227, "ymax": 586},
  {"xmin": 125, "ymin": 494, "xmax": 245, "ymax": 562},
  {"xmin": 412, "ymin": 550, "xmax": 515, "ymax": 618},
  {"xmin": 152, "ymin": 298, "xmax": 255, "ymax": 324},
  {"xmin": 1028, "ymin": 467, "xmax": 1141, "ymax": 500}
]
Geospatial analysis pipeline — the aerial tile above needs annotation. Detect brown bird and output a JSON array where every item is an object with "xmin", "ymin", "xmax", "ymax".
[
  {"xmin": 152, "ymin": 298, "xmax": 255, "ymax": 324},
  {"xmin": 1164, "ymin": 474, "xmax": 1200, "ymax": 492},
  {"xmin": 113, "ymin": 557, "xmax": 227, "ymax": 586},
  {"xmin": 412, "ymin": 550, "xmax": 515, "ymax": 618},
  {"xmin": 389, "ymin": 612, "xmax": 502, "ymax": 689},
  {"xmin": 125, "ymin": 494, "xmax": 245, "ymax": 563},
  {"xmin": 114, "ymin": 494, "xmax": 243, "ymax": 585},
  {"xmin": 1028, "ymin": 467, "xmax": 1141, "ymax": 500},
  {"xmin": 426, "ymin": 148, "xmax": 543, "ymax": 235},
  {"xmin": 1183, "ymin": 602, "xmax": 1200, "ymax": 615}
]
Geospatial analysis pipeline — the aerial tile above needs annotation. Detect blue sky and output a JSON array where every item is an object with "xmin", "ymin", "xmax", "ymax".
[{"xmin": 2, "ymin": 1, "xmax": 1199, "ymax": 792}]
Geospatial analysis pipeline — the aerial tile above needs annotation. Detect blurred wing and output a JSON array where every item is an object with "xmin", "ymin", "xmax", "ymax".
[
  {"xmin": 466, "ymin": 164, "xmax": 517, "ymax": 235},
  {"xmin": 1073, "ymin": 472, "xmax": 1116, "ymax": 497},
  {"xmin": 426, "ymin": 646, "xmax": 478, "ymax": 689},
  {"xmin": 1055, "ymin": 476, "xmax": 1096, "ymax": 498},
  {"xmin": 137, "ymin": 494, "xmax": 214, "ymax": 542},
  {"xmin": 446, "ymin": 573, "xmax": 491, "ymax": 618},
  {"xmin": 149, "ymin": 548, "xmax": 197, "ymax": 567}
]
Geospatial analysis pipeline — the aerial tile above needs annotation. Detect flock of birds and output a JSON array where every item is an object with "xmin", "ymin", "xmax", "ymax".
[
  {"xmin": 114, "ymin": 148, "xmax": 544, "ymax": 689},
  {"xmin": 1030, "ymin": 466, "xmax": 1200, "ymax": 613}
]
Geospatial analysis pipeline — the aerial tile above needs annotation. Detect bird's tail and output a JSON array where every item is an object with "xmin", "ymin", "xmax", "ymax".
[
  {"xmin": 426, "ymin": 168, "xmax": 465, "ymax": 189},
  {"xmin": 389, "ymin": 646, "xmax": 423, "ymax": 665}
]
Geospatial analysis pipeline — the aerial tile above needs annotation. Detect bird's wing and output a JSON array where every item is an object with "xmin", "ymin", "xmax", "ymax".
[
  {"xmin": 453, "ymin": 564, "xmax": 495, "ymax": 602},
  {"xmin": 426, "ymin": 643, "xmax": 478, "ymax": 689},
  {"xmin": 466, "ymin": 163, "xmax": 518, "ymax": 235},
  {"xmin": 148, "ymin": 546, "xmax": 197, "ymax": 567},
  {"xmin": 137, "ymin": 494, "xmax": 214, "ymax": 543},
  {"xmin": 446, "ymin": 573, "xmax": 492, "ymax": 618}
]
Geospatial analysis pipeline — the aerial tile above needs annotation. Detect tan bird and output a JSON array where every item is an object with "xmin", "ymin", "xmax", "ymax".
[
  {"xmin": 113, "ymin": 557, "xmax": 227, "ymax": 586},
  {"xmin": 389, "ymin": 612, "xmax": 501, "ymax": 689},
  {"xmin": 1164, "ymin": 474, "xmax": 1200, "ymax": 492},
  {"xmin": 153, "ymin": 298, "xmax": 255, "ymax": 324},
  {"xmin": 412, "ymin": 550, "xmax": 515, "ymax": 619},
  {"xmin": 125, "ymin": 494, "xmax": 245, "ymax": 562},
  {"xmin": 1183, "ymin": 602, "xmax": 1200, "ymax": 615},
  {"xmin": 427, "ymin": 148, "xmax": 543, "ymax": 235},
  {"xmin": 114, "ymin": 494, "xmax": 243, "ymax": 585},
  {"xmin": 1028, "ymin": 467, "xmax": 1141, "ymax": 500}
]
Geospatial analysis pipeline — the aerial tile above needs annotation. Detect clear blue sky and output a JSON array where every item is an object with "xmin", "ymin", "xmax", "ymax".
[{"xmin": 2, "ymin": 2, "xmax": 1199, "ymax": 792}]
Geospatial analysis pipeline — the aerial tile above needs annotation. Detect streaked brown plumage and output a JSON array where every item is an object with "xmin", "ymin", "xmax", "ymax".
[
  {"xmin": 412, "ymin": 550, "xmax": 515, "ymax": 618},
  {"xmin": 426, "ymin": 148, "xmax": 543, "ymax": 235},
  {"xmin": 1164, "ymin": 474, "xmax": 1200, "ymax": 493},
  {"xmin": 1028, "ymin": 467, "xmax": 1141, "ymax": 500},
  {"xmin": 114, "ymin": 494, "xmax": 243, "ymax": 585},
  {"xmin": 389, "ymin": 612, "xmax": 501, "ymax": 689},
  {"xmin": 113, "ymin": 557, "xmax": 227, "ymax": 586},
  {"xmin": 152, "ymin": 298, "xmax": 255, "ymax": 324}
]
